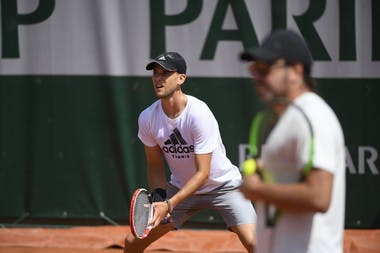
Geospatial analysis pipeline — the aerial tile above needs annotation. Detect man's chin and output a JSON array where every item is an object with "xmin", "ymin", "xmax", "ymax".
[{"xmin": 155, "ymin": 93, "xmax": 169, "ymax": 99}]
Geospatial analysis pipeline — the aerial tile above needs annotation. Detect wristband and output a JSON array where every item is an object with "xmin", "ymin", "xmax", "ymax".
[{"xmin": 165, "ymin": 199, "xmax": 173, "ymax": 213}]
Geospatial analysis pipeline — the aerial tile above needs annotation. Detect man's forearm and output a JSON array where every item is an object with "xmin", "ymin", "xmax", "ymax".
[{"xmin": 169, "ymin": 170, "xmax": 209, "ymax": 209}]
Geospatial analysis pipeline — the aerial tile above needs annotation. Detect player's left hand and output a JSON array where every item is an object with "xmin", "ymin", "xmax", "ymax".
[{"xmin": 150, "ymin": 201, "xmax": 171, "ymax": 228}]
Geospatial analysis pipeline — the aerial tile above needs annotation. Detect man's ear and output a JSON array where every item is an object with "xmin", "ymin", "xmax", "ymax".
[{"xmin": 178, "ymin": 74, "xmax": 186, "ymax": 85}]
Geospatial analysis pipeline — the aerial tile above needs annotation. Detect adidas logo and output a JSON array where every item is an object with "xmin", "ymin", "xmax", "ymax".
[
  {"xmin": 158, "ymin": 56, "xmax": 166, "ymax": 61},
  {"xmin": 162, "ymin": 128, "xmax": 194, "ymax": 156}
]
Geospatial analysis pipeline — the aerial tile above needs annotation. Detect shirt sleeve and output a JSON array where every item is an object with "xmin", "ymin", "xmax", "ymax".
[
  {"xmin": 309, "ymin": 107, "xmax": 343, "ymax": 175},
  {"xmin": 191, "ymin": 105, "xmax": 219, "ymax": 154},
  {"xmin": 137, "ymin": 111, "xmax": 157, "ymax": 147},
  {"xmin": 312, "ymin": 123, "xmax": 339, "ymax": 174}
]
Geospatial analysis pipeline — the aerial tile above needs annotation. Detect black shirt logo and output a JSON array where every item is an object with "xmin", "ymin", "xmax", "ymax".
[{"xmin": 162, "ymin": 128, "xmax": 194, "ymax": 158}]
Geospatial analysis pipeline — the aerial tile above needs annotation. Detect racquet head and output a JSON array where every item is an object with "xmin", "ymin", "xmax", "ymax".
[
  {"xmin": 241, "ymin": 108, "xmax": 278, "ymax": 177},
  {"xmin": 129, "ymin": 188, "xmax": 154, "ymax": 239},
  {"xmin": 247, "ymin": 108, "xmax": 278, "ymax": 159}
]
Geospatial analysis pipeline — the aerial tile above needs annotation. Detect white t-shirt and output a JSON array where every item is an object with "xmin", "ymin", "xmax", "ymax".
[
  {"xmin": 138, "ymin": 95, "xmax": 242, "ymax": 194},
  {"xmin": 257, "ymin": 92, "xmax": 345, "ymax": 253}
]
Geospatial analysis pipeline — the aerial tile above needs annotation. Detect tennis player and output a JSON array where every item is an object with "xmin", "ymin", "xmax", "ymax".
[
  {"xmin": 124, "ymin": 52, "xmax": 256, "ymax": 253},
  {"xmin": 239, "ymin": 29, "xmax": 346, "ymax": 253}
]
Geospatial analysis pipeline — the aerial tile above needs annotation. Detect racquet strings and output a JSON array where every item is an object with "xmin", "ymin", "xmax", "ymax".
[{"xmin": 133, "ymin": 191, "xmax": 152, "ymax": 237}]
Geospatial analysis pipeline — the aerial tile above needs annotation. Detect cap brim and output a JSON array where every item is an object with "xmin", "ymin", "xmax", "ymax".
[
  {"xmin": 240, "ymin": 48, "xmax": 279, "ymax": 63},
  {"xmin": 146, "ymin": 61, "xmax": 177, "ymax": 71}
]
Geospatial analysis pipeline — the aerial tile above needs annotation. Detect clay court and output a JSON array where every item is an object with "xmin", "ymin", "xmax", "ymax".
[{"xmin": 0, "ymin": 226, "xmax": 379, "ymax": 253}]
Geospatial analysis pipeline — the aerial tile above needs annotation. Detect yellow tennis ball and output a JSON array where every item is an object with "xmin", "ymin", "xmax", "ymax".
[{"xmin": 242, "ymin": 158, "xmax": 257, "ymax": 176}]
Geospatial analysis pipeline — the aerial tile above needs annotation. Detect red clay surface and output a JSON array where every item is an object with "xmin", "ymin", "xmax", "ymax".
[{"xmin": 0, "ymin": 226, "xmax": 379, "ymax": 253}]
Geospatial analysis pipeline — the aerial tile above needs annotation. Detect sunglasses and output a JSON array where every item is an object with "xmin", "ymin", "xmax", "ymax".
[{"xmin": 249, "ymin": 61, "xmax": 287, "ymax": 77}]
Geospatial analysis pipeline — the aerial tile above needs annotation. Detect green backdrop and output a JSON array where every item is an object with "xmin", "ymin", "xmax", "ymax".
[{"xmin": 0, "ymin": 76, "xmax": 379, "ymax": 228}]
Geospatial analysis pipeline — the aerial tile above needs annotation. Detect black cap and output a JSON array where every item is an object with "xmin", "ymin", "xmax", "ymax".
[
  {"xmin": 146, "ymin": 52, "xmax": 187, "ymax": 74},
  {"xmin": 240, "ymin": 29, "xmax": 313, "ymax": 74}
]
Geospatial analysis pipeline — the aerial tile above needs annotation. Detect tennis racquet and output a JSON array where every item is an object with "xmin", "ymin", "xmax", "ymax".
[
  {"xmin": 245, "ymin": 98, "xmax": 315, "ymax": 226},
  {"xmin": 129, "ymin": 188, "xmax": 154, "ymax": 239}
]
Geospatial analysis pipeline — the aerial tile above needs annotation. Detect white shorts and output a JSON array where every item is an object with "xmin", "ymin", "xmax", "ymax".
[{"xmin": 166, "ymin": 180, "xmax": 257, "ymax": 229}]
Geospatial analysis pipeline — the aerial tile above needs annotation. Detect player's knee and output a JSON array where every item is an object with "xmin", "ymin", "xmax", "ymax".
[
  {"xmin": 245, "ymin": 237, "xmax": 255, "ymax": 252},
  {"xmin": 241, "ymin": 233, "xmax": 255, "ymax": 251},
  {"xmin": 124, "ymin": 233, "xmax": 135, "ymax": 245},
  {"xmin": 230, "ymin": 224, "xmax": 256, "ymax": 252},
  {"xmin": 124, "ymin": 234, "xmax": 144, "ymax": 253}
]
